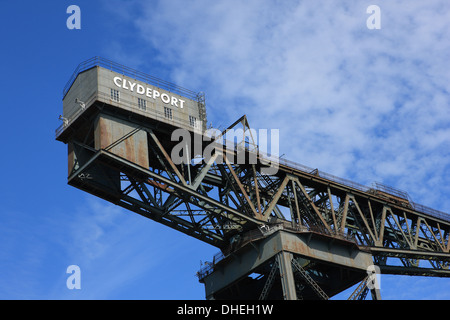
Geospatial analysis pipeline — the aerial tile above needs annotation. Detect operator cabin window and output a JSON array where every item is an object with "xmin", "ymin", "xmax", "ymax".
[
  {"xmin": 138, "ymin": 98, "xmax": 147, "ymax": 111},
  {"xmin": 111, "ymin": 88, "xmax": 120, "ymax": 102},
  {"xmin": 189, "ymin": 115, "xmax": 197, "ymax": 128},
  {"xmin": 164, "ymin": 107, "xmax": 173, "ymax": 120}
]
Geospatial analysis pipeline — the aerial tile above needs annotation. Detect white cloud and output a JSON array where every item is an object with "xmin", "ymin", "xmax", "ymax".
[
  {"xmin": 52, "ymin": 196, "xmax": 215, "ymax": 299},
  {"xmin": 56, "ymin": 197, "xmax": 167, "ymax": 299},
  {"xmin": 115, "ymin": 0, "xmax": 450, "ymax": 211},
  {"xmin": 0, "ymin": 196, "xmax": 174, "ymax": 299},
  {"xmin": 101, "ymin": 0, "xmax": 450, "ymax": 299}
]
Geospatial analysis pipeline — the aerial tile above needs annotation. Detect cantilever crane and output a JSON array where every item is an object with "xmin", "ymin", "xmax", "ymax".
[{"xmin": 57, "ymin": 57, "xmax": 450, "ymax": 300}]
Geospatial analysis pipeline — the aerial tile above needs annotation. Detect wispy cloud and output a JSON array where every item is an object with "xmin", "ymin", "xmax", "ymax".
[
  {"xmin": 0, "ymin": 196, "xmax": 179, "ymax": 299},
  {"xmin": 0, "ymin": 209, "xmax": 50, "ymax": 299},
  {"xmin": 99, "ymin": 0, "xmax": 450, "ymax": 299},
  {"xmin": 49, "ymin": 196, "xmax": 214, "ymax": 299},
  {"xmin": 111, "ymin": 0, "xmax": 450, "ymax": 210},
  {"xmin": 50, "ymin": 197, "xmax": 168, "ymax": 299}
]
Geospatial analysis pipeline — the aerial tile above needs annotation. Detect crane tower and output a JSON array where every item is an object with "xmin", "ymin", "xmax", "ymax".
[{"xmin": 56, "ymin": 57, "xmax": 450, "ymax": 300}]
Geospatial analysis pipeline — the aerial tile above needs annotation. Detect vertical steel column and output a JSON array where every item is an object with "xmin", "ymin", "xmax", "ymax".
[
  {"xmin": 277, "ymin": 252, "xmax": 298, "ymax": 300},
  {"xmin": 370, "ymin": 287, "xmax": 382, "ymax": 300}
]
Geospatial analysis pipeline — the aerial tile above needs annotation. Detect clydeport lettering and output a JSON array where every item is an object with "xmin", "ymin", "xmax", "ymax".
[{"xmin": 113, "ymin": 76, "xmax": 185, "ymax": 108}]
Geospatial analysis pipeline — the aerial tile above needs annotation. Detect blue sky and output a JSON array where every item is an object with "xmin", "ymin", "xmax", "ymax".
[{"xmin": 1, "ymin": 0, "xmax": 449, "ymax": 300}]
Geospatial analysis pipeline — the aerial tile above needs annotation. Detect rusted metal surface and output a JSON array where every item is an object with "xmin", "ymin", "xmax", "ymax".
[
  {"xmin": 198, "ymin": 229, "xmax": 371, "ymax": 299},
  {"xmin": 94, "ymin": 114, "xmax": 149, "ymax": 169},
  {"xmin": 148, "ymin": 129, "xmax": 187, "ymax": 186},
  {"xmin": 146, "ymin": 179, "xmax": 174, "ymax": 192},
  {"xmin": 279, "ymin": 231, "xmax": 371, "ymax": 270},
  {"xmin": 58, "ymin": 58, "xmax": 450, "ymax": 300},
  {"xmin": 68, "ymin": 142, "xmax": 74, "ymax": 176}
]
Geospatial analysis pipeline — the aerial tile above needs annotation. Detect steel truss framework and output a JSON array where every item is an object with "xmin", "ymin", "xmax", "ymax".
[{"xmin": 59, "ymin": 103, "xmax": 450, "ymax": 300}]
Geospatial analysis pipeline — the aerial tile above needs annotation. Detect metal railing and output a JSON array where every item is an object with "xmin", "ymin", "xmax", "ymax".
[
  {"xmin": 55, "ymin": 90, "xmax": 204, "ymax": 139},
  {"xmin": 274, "ymin": 157, "xmax": 450, "ymax": 222},
  {"xmin": 196, "ymin": 222, "xmax": 363, "ymax": 281},
  {"xmin": 411, "ymin": 202, "xmax": 450, "ymax": 222},
  {"xmin": 58, "ymin": 59, "xmax": 450, "ymax": 222},
  {"xmin": 56, "ymin": 91, "xmax": 99, "ymax": 138},
  {"xmin": 63, "ymin": 56, "xmax": 199, "ymax": 100},
  {"xmin": 371, "ymin": 182, "xmax": 410, "ymax": 200}
]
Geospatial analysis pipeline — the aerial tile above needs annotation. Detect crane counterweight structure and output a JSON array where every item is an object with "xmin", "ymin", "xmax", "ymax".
[{"xmin": 57, "ymin": 57, "xmax": 450, "ymax": 300}]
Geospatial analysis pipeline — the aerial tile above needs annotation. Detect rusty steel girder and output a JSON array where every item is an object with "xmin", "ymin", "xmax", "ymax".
[{"xmin": 59, "ymin": 103, "xmax": 450, "ymax": 300}]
